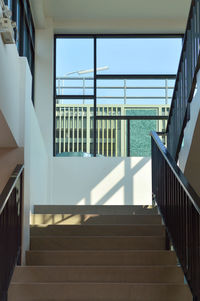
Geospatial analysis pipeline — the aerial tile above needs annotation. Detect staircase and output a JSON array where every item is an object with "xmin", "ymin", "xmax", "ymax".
[{"xmin": 8, "ymin": 205, "xmax": 192, "ymax": 301}]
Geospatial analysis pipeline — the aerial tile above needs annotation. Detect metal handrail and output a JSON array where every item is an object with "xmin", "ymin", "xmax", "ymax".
[
  {"xmin": 167, "ymin": 0, "xmax": 200, "ymax": 160},
  {"xmin": 0, "ymin": 164, "xmax": 24, "ymax": 301},
  {"xmin": 151, "ymin": 131, "xmax": 200, "ymax": 214},
  {"xmin": 0, "ymin": 165, "xmax": 24, "ymax": 215},
  {"xmin": 151, "ymin": 130, "xmax": 200, "ymax": 300}
]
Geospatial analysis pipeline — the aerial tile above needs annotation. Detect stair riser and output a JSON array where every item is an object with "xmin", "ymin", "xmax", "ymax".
[
  {"xmin": 34, "ymin": 205, "xmax": 158, "ymax": 215},
  {"xmin": 12, "ymin": 266, "xmax": 183, "ymax": 283},
  {"xmin": 26, "ymin": 251, "xmax": 177, "ymax": 266},
  {"xmin": 30, "ymin": 225, "xmax": 165, "ymax": 236},
  {"xmin": 30, "ymin": 214, "xmax": 162, "ymax": 225},
  {"xmin": 8, "ymin": 283, "xmax": 192, "ymax": 301},
  {"xmin": 30, "ymin": 236, "xmax": 165, "ymax": 250}
]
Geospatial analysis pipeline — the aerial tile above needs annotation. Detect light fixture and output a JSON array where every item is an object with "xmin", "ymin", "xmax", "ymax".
[{"xmin": 65, "ymin": 66, "xmax": 109, "ymax": 77}]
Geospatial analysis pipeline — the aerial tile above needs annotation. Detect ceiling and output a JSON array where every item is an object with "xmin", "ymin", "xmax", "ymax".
[{"xmin": 30, "ymin": 0, "xmax": 191, "ymax": 33}]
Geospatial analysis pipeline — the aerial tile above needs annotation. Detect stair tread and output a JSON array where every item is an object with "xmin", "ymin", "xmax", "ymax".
[
  {"xmin": 30, "ymin": 235, "xmax": 165, "ymax": 238},
  {"xmin": 10, "ymin": 207, "xmax": 191, "ymax": 301},
  {"xmin": 16, "ymin": 265, "xmax": 180, "ymax": 268},
  {"xmin": 27, "ymin": 249, "xmax": 175, "ymax": 251},
  {"xmin": 31, "ymin": 224, "xmax": 164, "ymax": 227},
  {"xmin": 10, "ymin": 282, "xmax": 187, "ymax": 285}
]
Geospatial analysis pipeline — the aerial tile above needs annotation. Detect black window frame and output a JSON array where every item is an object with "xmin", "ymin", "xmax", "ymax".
[
  {"xmin": 5, "ymin": 0, "xmax": 35, "ymax": 104},
  {"xmin": 54, "ymin": 34, "xmax": 183, "ymax": 157}
]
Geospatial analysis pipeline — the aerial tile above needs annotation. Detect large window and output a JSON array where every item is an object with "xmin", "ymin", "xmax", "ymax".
[
  {"xmin": 54, "ymin": 35, "xmax": 182, "ymax": 157},
  {"xmin": 5, "ymin": 0, "xmax": 35, "ymax": 102}
]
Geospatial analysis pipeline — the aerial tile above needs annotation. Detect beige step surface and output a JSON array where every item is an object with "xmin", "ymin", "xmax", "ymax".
[
  {"xmin": 34, "ymin": 205, "xmax": 158, "ymax": 215},
  {"xmin": 26, "ymin": 250, "xmax": 177, "ymax": 266},
  {"xmin": 30, "ymin": 235, "xmax": 165, "ymax": 250},
  {"xmin": 30, "ymin": 224, "xmax": 165, "ymax": 236},
  {"xmin": 30, "ymin": 214, "xmax": 162, "ymax": 225},
  {"xmin": 8, "ymin": 282, "xmax": 192, "ymax": 301},
  {"xmin": 11, "ymin": 207, "xmax": 191, "ymax": 301},
  {"xmin": 12, "ymin": 265, "xmax": 183, "ymax": 283}
]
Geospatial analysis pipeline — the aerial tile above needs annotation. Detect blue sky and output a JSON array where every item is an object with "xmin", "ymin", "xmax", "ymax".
[
  {"xmin": 56, "ymin": 38, "xmax": 182, "ymax": 76},
  {"xmin": 56, "ymin": 38, "xmax": 182, "ymax": 105}
]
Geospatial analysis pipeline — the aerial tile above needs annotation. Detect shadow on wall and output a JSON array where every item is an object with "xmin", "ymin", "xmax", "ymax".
[{"xmin": 52, "ymin": 157, "xmax": 151, "ymax": 206}]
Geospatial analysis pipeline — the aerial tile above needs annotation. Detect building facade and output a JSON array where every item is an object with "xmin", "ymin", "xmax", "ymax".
[{"xmin": 55, "ymin": 104, "xmax": 169, "ymax": 156}]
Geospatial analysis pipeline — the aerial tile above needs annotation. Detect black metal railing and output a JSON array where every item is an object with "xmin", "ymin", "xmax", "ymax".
[
  {"xmin": 167, "ymin": 0, "xmax": 200, "ymax": 160},
  {"xmin": 55, "ymin": 75, "xmax": 173, "ymax": 157},
  {"xmin": 0, "ymin": 165, "xmax": 24, "ymax": 301},
  {"xmin": 151, "ymin": 131, "xmax": 200, "ymax": 300},
  {"xmin": 56, "ymin": 76, "xmax": 175, "ymax": 105}
]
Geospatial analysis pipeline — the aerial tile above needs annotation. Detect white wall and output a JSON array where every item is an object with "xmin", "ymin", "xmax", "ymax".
[
  {"xmin": 34, "ymin": 18, "xmax": 54, "ymax": 156},
  {"xmin": 52, "ymin": 157, "xmax": 152, "ymax": 205},
  {"xmin": 0, "ymin": 38, "xmax": 24, "ymax": 146},
  {"xmin": 33, "ymin": 18, "xmax": 152, "ymax": 207},
  {"xmin": 178, "ymin": 71, "xmax": 200, "ymax": 196},
  {"xmin": 0, "ymin": 35, "xmax": 49, "ymax": 262},
  {"xmin": 179, "ymin": 71, "xmax": 200, "ymax": 171},
  {"xmin": 21, "ymin": 60, "xmax": 49, "ymax": 210},
  {"xmin": 24, "ymin": 95, "xmax": 49, "ymax": 211}
]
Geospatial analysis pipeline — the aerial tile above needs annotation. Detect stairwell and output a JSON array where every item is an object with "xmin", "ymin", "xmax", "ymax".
[{"xmin": 8, "ymin": 205, "xmax": 192, "ymax": 301}]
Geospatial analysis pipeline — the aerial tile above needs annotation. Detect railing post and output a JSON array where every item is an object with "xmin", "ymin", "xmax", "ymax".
[
  {"xmin": 83, "ymin": 78, "xmax": 85, "ymax": 104},
  {"xmin": 17, "ymin": 171, "xmax": 23, "ymax": 266},
  {"xmin": 165, "ymin": 230, "xmax": 171, "ymax": 250},
  {"xmin": 1, "ymin": 290, "xmax": 8, "ymax": 301},
  {"xmin": 127, "ymin": 119, "xmax": 130, "ymax": 157},
  {"xmin": 165, "ymin": 79, "xmax": 168, "ymax": 105},
  {"xmin": 124, "ymin": 79, "xmax": 127, "ymax": 104}
]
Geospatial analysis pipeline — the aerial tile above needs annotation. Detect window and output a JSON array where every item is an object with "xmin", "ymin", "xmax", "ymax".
[
  {"xmin": 5, "ymin": 0, "xmax": 35, "ymax": 103},
  {"xmin": 54, "ymin": 35, "xmax": 182, "ymax": 157}
]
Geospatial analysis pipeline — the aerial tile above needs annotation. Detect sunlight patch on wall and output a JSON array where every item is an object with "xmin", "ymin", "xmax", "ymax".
[
  {"xmin": 91, "ymin": 186, "xmax": 125, "ymax": 206},
  {"xmin": 91, "ymin": 160, "xmax": 124, "ymax": 204}
]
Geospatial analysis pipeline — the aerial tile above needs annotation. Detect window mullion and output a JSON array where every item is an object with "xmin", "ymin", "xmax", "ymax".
[{"xmin": 94, "ymin": 37, "xmax": 97, "ymax": 157}]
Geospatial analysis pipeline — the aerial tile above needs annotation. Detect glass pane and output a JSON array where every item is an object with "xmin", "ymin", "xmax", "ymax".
[
  {"xmin": 95, "ymin": 116, "xmax": 167, "ymax": 157},
  {"xmin": 7, "ymin": 0, "xmax": 12, "ymax": 9},
  {"xmin": 55, "ymin": 99, "xmax": 94, "ymax": 156},
  {"xmin": 97, "ymin": 78, "xmax": 175, "ymax": 108},
  {"xmin": 95, "ymin": 109, "xmax": 168, "ymax": 157},
  {"xmin": 97, "ymin": 38, "xmax": 182, "ymax": 74},
  {"xmin": 128, "ymin": 111, "xmax": 162, "ymax": 157},
  {"xmin": 96, "ymin": 120, "xmax": 128, "ymax": 157},
  {"xmin": 56, "ymin": 38, "xmax": 94, "ymax": 95},
  {"xmin": 16, "ymin": 0, "xmax": 21, "ymax": 52},
  {"xmin": 56, "ymin": 77, "xmax": 94, "ymax": 96},
  {"xmin": 23, "ymin": 24, "xmax": 29, "ymax": 57}
]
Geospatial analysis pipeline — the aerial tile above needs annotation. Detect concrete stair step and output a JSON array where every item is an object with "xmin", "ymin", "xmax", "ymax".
[
  {"xmin": 8, "ymin": 282, "xmax": 192, "ymax": 301},
  {"xmin": 30, "ymin": 214, "xmax": 162, "ymax": 225},
  {"xmin": 34, "ymin": 205, "xmax": 158, "ymax": 215},
  {"xmin": 30, "ymin": 235, "xmax": 165, "ymax": 251},
  {"xmin": 30, "ymin": 224, "xmax": 165, "ymax": 236},
  {"xmin": 12, "ymin": 266, "xmax": 183, "ymax": 283},
  {"xmin": 26, "ymin": 250, "xmax": 177, "ymax": 266}
]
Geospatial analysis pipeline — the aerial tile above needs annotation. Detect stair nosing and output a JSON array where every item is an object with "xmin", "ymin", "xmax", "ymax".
[
  {"xmin": 16, "ymin": 265, "xmax": 180, "ymax": 268},
  {"xmin": 9, "ymin": 282, "xmax": 187, "ymax": 286},
  {"xmin": 26, "ymin": 249, "xmax": 175, "ymax": 253},
  {"xmin": 30, "ymin": 235, "xmax": 165, "ymax": 238}
]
